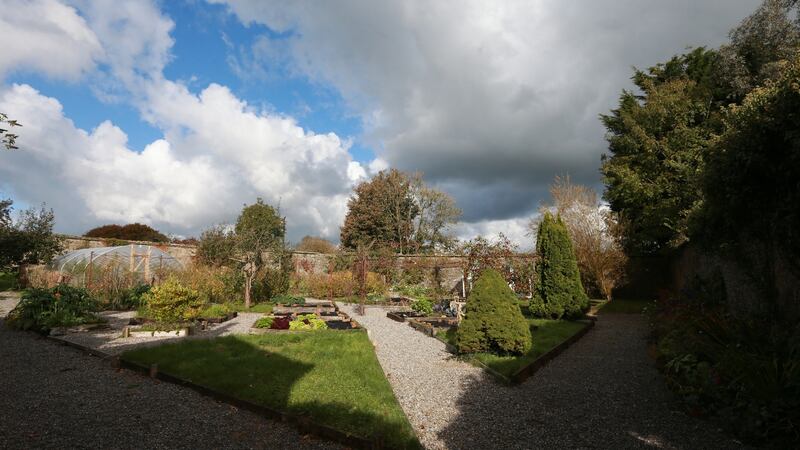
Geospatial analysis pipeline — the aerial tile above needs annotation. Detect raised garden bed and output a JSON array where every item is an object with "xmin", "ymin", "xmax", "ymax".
[
  {"xmin": 435, "ymin": 318, "xmax": 594, "ymax": 384},
  {"xmin": 251, "ymin": 311, "xmax": 361, "ymax": 334}
]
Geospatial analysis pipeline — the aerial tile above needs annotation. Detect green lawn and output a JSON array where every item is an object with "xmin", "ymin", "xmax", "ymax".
[
  {"xmin": 228, "ymin": 302, "xmax": 274, "ymax": 314},
  {"xmin": 0, "ymin": 271, "xmax": 18, "ymax": 291},
  {"xmin": 597, "ymin": 298, "xmax": 653, "ymax": 314},
  {"xmin": 122, "ymin": 330, "xmax": 419, "ymax": 449},
  {"xmin": 437, "ymin": 318, "xmax": 587, "ymax": 379}
]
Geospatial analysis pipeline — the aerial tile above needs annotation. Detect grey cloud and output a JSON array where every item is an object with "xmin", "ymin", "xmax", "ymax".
[{"xmin": 217, "ymin": 0, "xmax": 761, "ymax": 238}]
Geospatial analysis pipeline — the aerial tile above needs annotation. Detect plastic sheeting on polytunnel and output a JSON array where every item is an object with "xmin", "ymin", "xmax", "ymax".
[{"xmin": 50, "ymin": 245, "xmax": 183, "ymax": 282}]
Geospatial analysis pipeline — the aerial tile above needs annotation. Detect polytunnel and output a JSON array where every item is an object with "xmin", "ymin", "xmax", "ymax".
[{"xmin": 50, "ymin": 245, "xmax": 183, "ymax": 283}]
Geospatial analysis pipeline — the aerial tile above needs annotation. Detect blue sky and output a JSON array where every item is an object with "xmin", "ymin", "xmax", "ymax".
[
  {"xmin": 0, "ymin": 0, "xmax": 760, "ymax": 244},
  {"xmin": 4, "ymin": 1, "xmax": 374, "ymax": 162}
]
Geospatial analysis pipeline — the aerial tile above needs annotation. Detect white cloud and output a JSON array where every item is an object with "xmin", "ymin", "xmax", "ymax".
[
  {"xmin": 0, "ymin": 0, "xmax": 364, "ymax": 241},
  {"xmin": 453, "ymin": 217, "xmax": 533, "ymax": 250},
  {"xmin": 0, "ymin": 0, "xmax": 103, "ymax": 80}
]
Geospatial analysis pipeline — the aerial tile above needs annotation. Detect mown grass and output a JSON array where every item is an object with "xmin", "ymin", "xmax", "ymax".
[
  {"xmin": 437, "ymin": 318, "xmax": 587, "ymax": 379},
  {"xmin": 0, "ymin": 271, "xmax": 18, "ymax": 291},
  {"xmin": 122, "ymin": 330, "xmax": 419, "ymax": 449},
  {"xmin": 228, "ymin": 302, "xmax": 274, "ymax": 314},
  {"xmin": 597, "ymin": 298, "xmax": 653, "ymax": 314}
]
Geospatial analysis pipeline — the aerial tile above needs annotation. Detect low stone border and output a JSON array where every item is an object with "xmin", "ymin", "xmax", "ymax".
[{"xmin": 44, "ymin": 329, "xmax": 386, "ymax": 449}]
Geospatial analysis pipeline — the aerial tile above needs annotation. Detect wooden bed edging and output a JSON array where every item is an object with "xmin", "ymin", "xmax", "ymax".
[
  {"xmin": 43, "ymin": 333, "xmax": 399, "ymax": 449},
  {"xmin": 509, "ymin": 319, "xmax": 595, "ymax": 384}
]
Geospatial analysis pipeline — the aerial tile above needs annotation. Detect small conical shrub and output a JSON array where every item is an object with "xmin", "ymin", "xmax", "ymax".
[
  {"xmin": 530, "ymin": 212, "xmax": 588, "ymax": 319},
  {"xmin": 456, "ymin": 269, "xmax": 532, "ymax": 355}
]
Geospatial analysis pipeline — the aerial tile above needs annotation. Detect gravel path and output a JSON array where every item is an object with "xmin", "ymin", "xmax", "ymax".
[
  {"xmin": 0, "ymin": 318, "xmax": 341, "ymax": 450},
  {"xmin": 339, "ymin": 304, "xmax": 747, "ymax": 450}
]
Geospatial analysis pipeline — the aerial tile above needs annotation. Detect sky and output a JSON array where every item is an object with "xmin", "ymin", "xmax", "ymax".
[{"xmin": 0, "ymin": 0, "xmax": 761, "ymax": 247}]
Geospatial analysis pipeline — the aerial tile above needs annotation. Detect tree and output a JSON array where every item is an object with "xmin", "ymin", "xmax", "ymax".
[
  {"xmin": 295, "ymin": 235, "xmax": 337, "ymax": 253},
  {"xmin": 340, "ymin": 169, "xmax": 461, "ymax": 253},
  {"xmin": 341, "ymin": 169, "xmax": 416, "ymax": 252},
  {"xmin": 456, "ymin": 269, "xmax": 531, "ymax": 355},
  {"xmin": 601, "ymin": 1, "xmax": 800, "ymax": 256},
  {"xmin": 84, "ymin": 223, "xmax": 168, "ymax": 242},
  {"xmin": 601, "ymin": 71, "xmax": 714, "ymax": 255},
  {"xmin": 196, "ymin": 225, "xmax": 236, "ymax": 267},
  {"xmin": 530, "ymin": 212, "xmax": 588, "ymax": 319},
  {"xmin": 716, "ymin": 0, "xmax": 800, "ymax": 102},
  {"xmin": 699, "ymin": 55, "xmax": 800, "ymax": 287},
  {"xmin": 409, "ymin": 173, "xmax": 462, "ymax": 252},
  {"xmin": 234, "ymin": 199, "xmax": 285, "ymax": 308},
  {"xmin": 0, "ymin": 200, "xmax": 62, "ymax": 271},
  {"xmin": 0, "ymin": 112, "xmax": 22, "ymax": 150},
  {"xmin": 532, "ymin": 176, "xmax": 627, "ymax": 300}
]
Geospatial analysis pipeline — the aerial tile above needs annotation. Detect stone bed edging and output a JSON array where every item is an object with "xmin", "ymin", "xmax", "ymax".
[{"xmin": 44, "ymin": 331, "xmax": 389, "ymax": 450}]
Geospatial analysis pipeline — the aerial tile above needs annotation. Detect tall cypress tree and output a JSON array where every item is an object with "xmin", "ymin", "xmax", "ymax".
[{"xmin": 531, "ymin": 212, "xmax": 588, "ymax": 319}]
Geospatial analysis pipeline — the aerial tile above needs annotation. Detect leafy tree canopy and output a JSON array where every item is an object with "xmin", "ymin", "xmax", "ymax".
[{"xmin": 84, "ymin": 223, "xmax": 168, "ymax": 242}]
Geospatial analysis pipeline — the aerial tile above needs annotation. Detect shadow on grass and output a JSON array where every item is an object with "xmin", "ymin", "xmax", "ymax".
[{"xmin": 122, "ymin": 331, "xmax": 420, "ymax": 449}]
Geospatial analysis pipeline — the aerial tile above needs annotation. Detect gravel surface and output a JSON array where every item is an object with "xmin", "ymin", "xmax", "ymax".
[
  {"xmin": 0, "ymin": 318, "xmax": 341, "ymax": 450},
  {"xmin": 339, "ymin": 304, "xmax": 748, "ymax": 450}
]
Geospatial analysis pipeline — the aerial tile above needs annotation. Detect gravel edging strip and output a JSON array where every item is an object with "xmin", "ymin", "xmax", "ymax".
[
  {"xmin": 45, "ymin": 330, "xmax": 383, "ymax": 450},
  {"xmin": 509, "ymin": 319, "xmax": 595, "ymax": 384}
]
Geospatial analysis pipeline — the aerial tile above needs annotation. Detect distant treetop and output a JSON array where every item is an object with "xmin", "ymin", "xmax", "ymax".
[{"xmin": 84, "ymin": 223, "xmax": 168, "ymax": 243}]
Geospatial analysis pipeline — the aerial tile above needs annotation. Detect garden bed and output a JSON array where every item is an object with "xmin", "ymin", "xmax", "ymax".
[
  {"xmin": 123, "ymin": 324, "xmax": 192, "ymax": 338},
  {"xmin": 436, "ymin": 318, "xmax": 593, "ymax": 384},
  {"xmin": 121, "ymin": 330, "xmax": 419, "ymax": 449}
]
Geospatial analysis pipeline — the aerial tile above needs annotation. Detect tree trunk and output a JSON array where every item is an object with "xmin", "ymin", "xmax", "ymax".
[{"xmin": 244, "ymin": 273, "xmax": 253, "ymax": 308}]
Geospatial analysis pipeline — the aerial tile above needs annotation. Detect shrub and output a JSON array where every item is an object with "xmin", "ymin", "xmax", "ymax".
[
  {"xmin": 456, "ymin": 269, "xmax": 531, "ymax": 355},
  {"xmin": 200, "ymin": 303, "xmax": 233, "ymax": 319},
  {"xmin": 530, "ymin": 212, "xmax": 589, "ymax": 319},
  {"xmin": 654, "ymin": 300, "xmax": 800, "ymax": 446},
  {"xmin": 289, "ymin": 314, "xmax": 328, "ymax": 331},
  {"xmin": 254, "ymin": 317, "xmax": 274, "ymax": 328},
  {"xmin": 411, "ymin": 298, "xmax": 433, "ymax": 315},
  {"xmin": 173, "ymin": 265, "xmax": 237, "ymax": 304},
  {"xmin": 303, "ymin": 271, "xmax": 387, "ymax": 299},
  {"xmin": 7, "ymin": 285, "xmax": 100, "ymax": 332},
  {"xmin": 141, "ymin": 277, "xmax": 204, "ymax": 323},
  {"xmin": 24, "ymin": 266, "xmax": 62, "ymax": 289},
  {"xmin": 113, "ymin": 284, "xmax": 151, "ymax": 310}
]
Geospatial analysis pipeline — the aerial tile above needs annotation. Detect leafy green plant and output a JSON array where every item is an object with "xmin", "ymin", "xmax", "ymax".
[
  {"xmin": 199, "ymin": 303, "xmax": 233, "ymax": 319},
  {"xmin": 289, "ymin": 314, "xmax": 328, "ymax": 331},
  {"xmin": 654, "ymin": 299, "xmax": 800, "ymax": 446},
  {"xmin": 140, "ymin": 277, "xmax": 204, "ymax": 323},
  {"xmin": 7, "ymin": 285, "xmax": 100, "ymax": 332},
  {"xmin": 411, "ymin": 298, "xmax": 433, "ymax": 315},
  {"xmin": 456, "ymin": 269, "xmax": 531, "ymax": 355},
  {"xmin": 253, "ymin": 317, "xmax": 274, "ymax": 328},
  {"xmin": 110, "ymin": 284, "xmax": 150, "ymax": 310}
]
